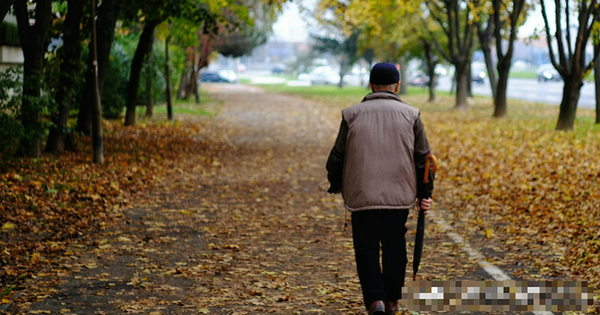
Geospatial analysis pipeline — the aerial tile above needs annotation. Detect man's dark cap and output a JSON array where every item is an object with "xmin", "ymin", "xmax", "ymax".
[{"xmin": 370, "ymin": 62, "xmax": 400, "ymax": 85}]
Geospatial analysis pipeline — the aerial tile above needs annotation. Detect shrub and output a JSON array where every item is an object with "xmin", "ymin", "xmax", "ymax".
[
  {"xmin": 0, "ymin": 67, "xmax": 24, "ymax": 157},
  {"xmin": 0, "ymin": 22, "xmax": 20, "ymax": 47}
]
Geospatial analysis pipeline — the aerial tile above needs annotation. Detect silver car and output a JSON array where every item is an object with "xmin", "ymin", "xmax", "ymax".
[{"xmin": 536, "ymin": 64, "xmax": 561, "ymax": 82}]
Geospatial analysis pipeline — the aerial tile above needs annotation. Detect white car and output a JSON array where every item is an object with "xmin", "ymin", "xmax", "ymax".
[
  {"xmin": 218, "ymin": 70, "xmax": 238, "ymax": 83},
  {"xmin": 301, "ymin": 66, "xmax": 349, "ymax": 85}
]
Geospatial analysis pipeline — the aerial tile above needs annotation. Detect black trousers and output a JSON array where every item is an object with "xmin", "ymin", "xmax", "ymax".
[{"xmin": 351, "ymin": 209, "xmax": 409, "ymax": 310}]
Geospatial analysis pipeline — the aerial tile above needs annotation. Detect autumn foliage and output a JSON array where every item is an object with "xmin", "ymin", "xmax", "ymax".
[
  {"xmin": 425, "ymin": 98, "xmax": 600, "ymax": 288},
  {"xmin": 2, "ymin": 87, "xmax": 600, "ymax": 310},
  {"xmin": 270, "ymin": 85, "xmax": 600, "ymax": 293},
  {"xmin": 1, "ymin": 119, "xmax": 210, "ymax": 295}
]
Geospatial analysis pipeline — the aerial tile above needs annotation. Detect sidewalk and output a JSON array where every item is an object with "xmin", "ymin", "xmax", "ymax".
[{"xmin": 4, "ymin": 84, "xmax": 566, "ymax": 314}]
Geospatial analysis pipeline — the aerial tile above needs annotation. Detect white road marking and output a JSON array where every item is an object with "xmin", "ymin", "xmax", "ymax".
[{"xmin": 429, "ymin": 210, "xmax": 554, "ymax": 315}]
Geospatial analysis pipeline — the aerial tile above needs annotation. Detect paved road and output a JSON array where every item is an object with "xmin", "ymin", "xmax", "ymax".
[
  {"xmin": 240, "ymin": 71, "xmax": 597, "ymax": 109},
  {"xmin": 436, "ymin": 76, "xmax": 597, "ymax": 109}
]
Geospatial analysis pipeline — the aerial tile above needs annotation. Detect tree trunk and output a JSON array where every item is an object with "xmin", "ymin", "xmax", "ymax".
[
  {"xmin": 192, "ymin": 68, "xmax": 200, "ymax": 104},
  {"xmin": 493, "ymin": 40, "xmax": 516, "ymax": 118},
  {"xmin": 145, "ymin": 37, "xmax": 154, "ymax": 118},
  {"xmin": 0, "ymin": 0, "xmax": 16, "ymax": 22},
  {"xmin": 556, "ymin": 76, "xmax": 583, "ymax": 130},
  {"xmin": 455, "ymin": 62, "xmax": 470, "ymax": 109},
  {"xmin": 450, "ymin": 68, "xmax": 456, "ymax": 94},
  {"xmin": 192, "ymin": 78, "xmax": 200, "ymax": 104},
  {"xmin": 15, "ymin": 0, "xmax": 52, "ymax": 158},
  {"xmin": 399, "ymin": 55, "xmax": 407, "ymax": 95},
  {"xmin": 177, "ymin": 69, "xmax": 190, "ymax": 99},
  {"xmin": 493, "ymin": 62, "xmax": 510, "ymax": 117},
  {"xmin": 124, "ymin": 20, "xmax": 160, "ymax": 126},
  {"xmin": 337, "ymin": 65, "xmax": 345, "ymax": 88},
  {"xmin": 77, "ymin": 0, "xmax": 122, "ymax": 135},
  {"xmin": 185, "ymin": 50, "xmax": 198, "ymax": 100},
  {"xmin": 77, "ymin": 54, "xmax": 94, "ymax": 134},
  {"xmin": 594, "ymin": 45, "xmax": 600, "ymax": 124},
  {"xmin": 90, "ymin": 0, "xmax": 104, "ymax": 164},
  {"xmin": 482, "ymin": 46, "xmax": 497, "ymax": 100},
  {"xmin": 423, "ymin": 42, "xmax": 437, "ymax": 102},
  {"xmin": 145, "ymin": 59, "xmax": 154, "ymax": 117},
  {"xmin": 477, "ymin": 20, "xmax": 497, "ymax": 101},
  {"xmin": 46, "ymin": 0, "xmax": 84, "ymax": 154},
  {"xmin": 467, "ymin": 62, "xmax": 473, "ymax": 97},
  {"xmin": 165, "ymin": 33, "xmax": 173, "ymax": 121}
]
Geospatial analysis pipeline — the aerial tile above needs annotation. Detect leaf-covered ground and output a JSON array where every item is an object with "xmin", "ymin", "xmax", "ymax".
[
  {"xmin": 426, "ymin": 101, "xmax": 600, "ymax": 290},
  {"xmin": 1, "ymin": 84, "xmax": 599, "ymax": 314}
]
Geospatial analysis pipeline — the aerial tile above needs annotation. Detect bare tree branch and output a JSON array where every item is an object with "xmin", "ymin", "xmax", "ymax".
[
  {"xmin": 426, "ymin": 1, "xmax": 452, "ymax": 39},
  {"xmin": 451, "ymin": 0, "xmax": 459, "ymax": 57},
  {"xmin": 420, "ymin": 16, "xmax": 452, "ymax": 62},
  {"xmin": 581, "ymin": 0, "xmax": 598, "ymax": 54},
  {"xmin": 541, "ymin": 0, "xmax": 561, "ymax": 74},
  {"xmin": 565, "ymin": 0, "xmax": 572, "ymax": 59},
  {"xmin": 554, "ymin": 0, "xmax": 569, "ymax": 74},
  {"xmin": 461, "ymin": 0, "xmax": 472, "ymax": 53}
]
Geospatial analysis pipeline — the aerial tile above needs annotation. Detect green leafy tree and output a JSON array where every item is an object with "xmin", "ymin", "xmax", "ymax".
[
  {"xmin": 123, "ymin": 0, "xmax": 240, "ymax": 126},
  {"xmin": 323, "ymin": 0, "xmax": 429, "ymax": 94},
  {"xmin": 0, "ymin": 67, "xmax": 24, "ymax": 157},
  {"xmin": 214, "ymin": 0, "xmax": 278, "ymax": 58}
]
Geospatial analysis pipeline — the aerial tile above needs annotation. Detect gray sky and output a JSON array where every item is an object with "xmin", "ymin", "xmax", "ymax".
[
  {"xmin": 272, "ymin": 2, "xmax": 309, "ymax": 42},
  {"xmin": 271, "ymin": 1, "xmax": 551, "ymax": 42}
]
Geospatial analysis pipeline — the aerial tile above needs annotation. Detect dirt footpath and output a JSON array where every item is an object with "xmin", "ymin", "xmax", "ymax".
[{"xmin": 9, "ymin": 84, "xmax": 497, "ymax": 314}]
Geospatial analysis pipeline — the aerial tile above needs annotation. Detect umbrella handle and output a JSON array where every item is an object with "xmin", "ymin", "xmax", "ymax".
[{"xmin": 423, "ymin": 155, "xmax": 437, "ymax": 184}]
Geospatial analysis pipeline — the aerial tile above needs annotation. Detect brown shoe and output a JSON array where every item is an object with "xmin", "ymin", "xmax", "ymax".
[
  {"xmin": 385, "ymin": 300, "xmax": 399, "ymax": 315},
  {"xmin": 368, "ymin": 300, "xmax": 386, "ymax": 315}
]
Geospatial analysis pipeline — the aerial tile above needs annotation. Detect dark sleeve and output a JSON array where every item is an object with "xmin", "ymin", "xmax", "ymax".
[
  {"xmin": 413, "ymin": 114, "xmax": 434, "ymax": 199},
  {"xmin": 326, "ymin": 119, "xmax": 348, "ymax": 193}
]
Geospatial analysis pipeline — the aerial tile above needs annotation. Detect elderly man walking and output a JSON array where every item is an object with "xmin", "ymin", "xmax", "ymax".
[{"xmin": 326, "ymin": 62, "xmax": 434, "ymax": 315}]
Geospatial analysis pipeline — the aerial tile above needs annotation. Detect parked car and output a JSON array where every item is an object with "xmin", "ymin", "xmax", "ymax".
[
  {"xmin": 470, "ymin": 68, "xmax": 485, "ymax": 84},
  {"xmin": 472, "ymin": 70, "xmax": 486, "ymax": 84},
  {"xmin": 199, "ymin": 70, "xmax": 237, "ymax": 83},
  {"xmin": 271, "ymin": 64, "xmax": 285, "ymax": 74},
  {"xmin": 536, "ymin": 64, "xmax": 561, "ymax": 82},
  {"xmin": 299, "ymin": 66, "xmax": 345, "ymax": 85},
  {"xmin": 218, "ymin": 70, "xmax": 238, "ymax": 83}
]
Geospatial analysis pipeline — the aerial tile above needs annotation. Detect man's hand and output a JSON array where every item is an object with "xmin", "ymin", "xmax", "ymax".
[{"xmin": 418, "ymin": 198, "xmax": 432, "ymax": 215}]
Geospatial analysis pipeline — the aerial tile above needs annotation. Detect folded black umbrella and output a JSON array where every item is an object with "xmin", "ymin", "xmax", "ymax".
[{"xmin": 413, "ymin": 154, "xmax": 437, "ymax": 281}]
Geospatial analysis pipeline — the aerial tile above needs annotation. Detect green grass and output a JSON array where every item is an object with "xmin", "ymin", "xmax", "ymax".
[
  {"xmin": 508, "ymin": 71, "xmax": 538, "ymax": 79},
  {"xmin": 255, "ymin": 82, "xmax": 598, "ymax": 132},
  {"xmin": 134, "ymin": 89, "xmax": 221, "ymax": 118},
  {"xmin": 260, "ymin": 83, "xmax": 453, "ymax": 108}
]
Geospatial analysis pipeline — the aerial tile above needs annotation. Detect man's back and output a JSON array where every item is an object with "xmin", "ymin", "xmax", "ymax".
[
  {"xmin": 325, "ymin": 62, "xmax": 434, "ymax": 315},
  {"xmin": 341, "ymin": 92, "xmax": 422, "ymax": 211}
]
